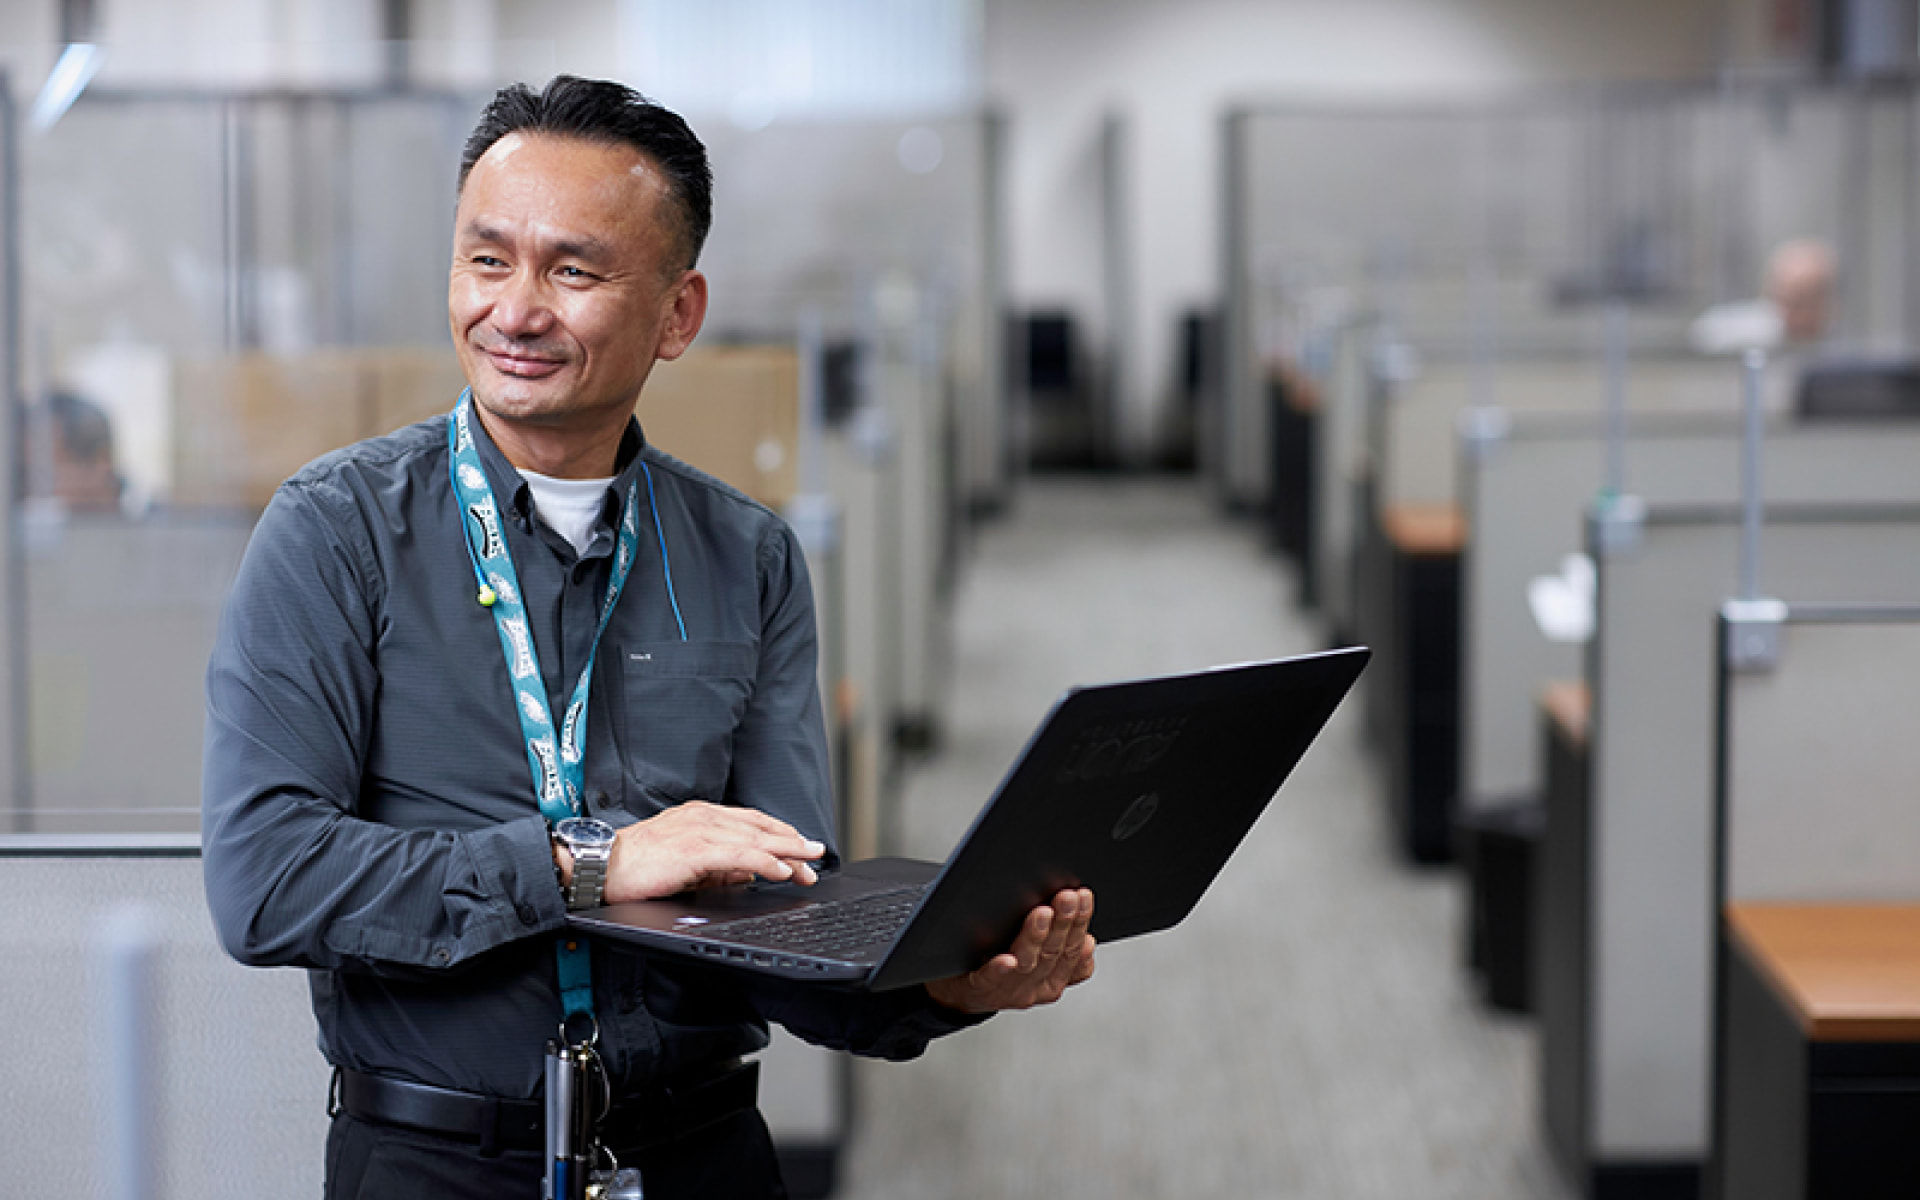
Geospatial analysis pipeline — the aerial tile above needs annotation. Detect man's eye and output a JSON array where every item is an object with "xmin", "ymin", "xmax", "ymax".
[
  {"xmin": 471, "ymin": 255, "xmax": 507, "ymax": 268},
  {"xmin": 557, "ymin": 265, "xmax": 594, "ymax": 280}
]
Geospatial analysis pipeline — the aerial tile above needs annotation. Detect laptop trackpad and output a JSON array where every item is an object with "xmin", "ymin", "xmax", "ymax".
[{"xmin": 593, "ymin": 855, "xmax": 940, "ymax": 929}]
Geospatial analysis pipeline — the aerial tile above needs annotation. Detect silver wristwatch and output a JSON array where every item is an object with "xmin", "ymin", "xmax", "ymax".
[{"xmin": 553, "ymin": 816, "xmax": 616, "ymax": 911}]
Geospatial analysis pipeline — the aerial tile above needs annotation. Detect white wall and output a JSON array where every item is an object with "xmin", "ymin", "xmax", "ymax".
[
  {"xmin": 0, "ymin": 0, "xmax": 387, "ymax": 90},
  {"xmin": 984, "ymin": 0, "xmax": 1723, "ymax": 463}
]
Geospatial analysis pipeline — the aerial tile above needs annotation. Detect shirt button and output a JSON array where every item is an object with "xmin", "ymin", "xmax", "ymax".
[
  {"xmin": 517, "ymin": 903, "xmax": 540, "ymax": 925},
  {"xmin": 431, "ymin": 946, "xmax": 453, "ymax": 966}
]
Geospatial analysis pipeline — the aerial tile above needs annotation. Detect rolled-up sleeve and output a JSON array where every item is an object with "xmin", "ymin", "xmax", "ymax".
[{"xmin": 202, "ymin": 478, "xmax": 566, "ymax": 976}]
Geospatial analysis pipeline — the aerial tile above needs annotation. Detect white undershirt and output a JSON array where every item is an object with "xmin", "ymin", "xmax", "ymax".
[{"xmin": 521, "ymin": 470, "xmax": 615, "ymax": 556}]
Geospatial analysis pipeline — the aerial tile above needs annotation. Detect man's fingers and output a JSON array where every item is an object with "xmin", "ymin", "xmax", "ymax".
[
  {"xmin": 659, "ymin": 802, "xmax": 825, "ymax": 857},
  {"xmin": 1073, "ymin": 940, "xmax": 1097, "ymax": 984},
  {"xmin": 923, "ymin": 890, "xmax": 1098, "ymax": 1014},
  {"xmin": 1033, "ymin": 889, "xmax": 1089, "ymax": 961},
  {"xmin": 710, "ymin": 803, "xmax": 827, "ymax": 858},
  {"xmin": 1012, "ymin": 906, "xmax": 1053, "ymax": 972},
  {"xmin": 606, "ymin": 804, "xmax": 829, "ymax": 902}
]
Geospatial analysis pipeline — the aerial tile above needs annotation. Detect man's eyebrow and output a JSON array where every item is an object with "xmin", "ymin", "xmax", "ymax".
[
  {"xmin": 460, "ymin": 220, "xmax": 509, "ymax": 246},
  {"xmin": 549, "ymin": 234, "xmax": 613, "ymax": 263}
]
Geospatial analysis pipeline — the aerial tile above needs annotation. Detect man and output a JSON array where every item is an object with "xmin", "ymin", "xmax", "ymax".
[
  {"xmin": 203, "ymin": 76, "xmax": 1094, "ymax": 1200},
  {"xmin": 1690, "ymin": 238, "xmax": 1836, "ymax": 355}
]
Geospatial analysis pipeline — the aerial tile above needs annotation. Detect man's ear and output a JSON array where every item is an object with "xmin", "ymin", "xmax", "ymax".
[{"xmin": 656, "ymin": 270, "xmax": 709, "ymax": 362}]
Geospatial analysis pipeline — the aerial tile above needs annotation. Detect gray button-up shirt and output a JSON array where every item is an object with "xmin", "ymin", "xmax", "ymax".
[{"xmin": 203, "ymin": 409, "xmax": 976, "ymax": 1099}]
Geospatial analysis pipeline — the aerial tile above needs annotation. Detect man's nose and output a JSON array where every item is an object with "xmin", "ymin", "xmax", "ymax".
[{"xmin": 490, "ymin": 270, "xmax": 556, "ymax": 338}]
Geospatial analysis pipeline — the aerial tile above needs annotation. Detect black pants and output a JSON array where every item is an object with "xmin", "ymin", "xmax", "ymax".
[{"xmin": 324, "ymin": 1108, "xmax": 789, "ymax": 1200}]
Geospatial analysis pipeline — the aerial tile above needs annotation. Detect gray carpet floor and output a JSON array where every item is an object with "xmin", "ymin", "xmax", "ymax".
[{"xmin": 835, "ymin": 476, "xmax": 1575, "ymax": 1200}]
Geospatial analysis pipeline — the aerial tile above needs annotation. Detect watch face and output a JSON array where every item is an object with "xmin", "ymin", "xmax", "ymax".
[{"xmin": 555, "ymin": 816, "xmax": 616, "ymax": 849}]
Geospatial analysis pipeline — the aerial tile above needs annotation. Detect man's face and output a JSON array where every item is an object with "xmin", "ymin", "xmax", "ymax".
[{"xmin": 449, "ymin": 132, "xmax": 706, "ymax": 439}]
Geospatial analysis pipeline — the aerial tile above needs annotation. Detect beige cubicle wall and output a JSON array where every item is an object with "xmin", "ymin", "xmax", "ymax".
[
  {"xmin": 644, "ymin": 347, "xmax": 804, "ymax": 509},
  {"xmin": 16, "ymin": 345, "xmax": 812, "ymax": 837},
  {"xmin": 1460, "ymin": 414, "xmax": 1920, "ymax": 812},
  {"xmin": 1564, "ymin": 506, "xmax": 1920, "ymax": 1171}
]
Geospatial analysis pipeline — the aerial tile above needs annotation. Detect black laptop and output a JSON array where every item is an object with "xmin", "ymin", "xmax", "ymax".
[{"xmin": 569, "ymin": 646, "xmax": 1368, "ymax": 991}]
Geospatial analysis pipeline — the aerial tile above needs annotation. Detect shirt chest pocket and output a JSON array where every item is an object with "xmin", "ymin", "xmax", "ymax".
[{"xmin": 618, "ymin": 640, "xmax": 757, "ymax": 803}]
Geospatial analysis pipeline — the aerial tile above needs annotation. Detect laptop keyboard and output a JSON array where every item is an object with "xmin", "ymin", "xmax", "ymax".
[{"xmin": 702, "ymin": 884, "xmax": 927, "ymax": 959}]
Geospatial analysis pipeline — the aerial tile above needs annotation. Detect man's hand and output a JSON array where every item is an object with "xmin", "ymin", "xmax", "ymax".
[
  {"xmin": 924, "ymin": 888, "xmax": 1097, "ymax": 1014},
  {"xmin": 554, "ymin": 802, "xmax": 826, "ymax": 904}
]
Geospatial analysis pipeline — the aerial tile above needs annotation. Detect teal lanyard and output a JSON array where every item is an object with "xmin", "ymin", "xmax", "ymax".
[{"xmin": 447, "ymin": 395, "xmax": 643, "ymax": 1029}]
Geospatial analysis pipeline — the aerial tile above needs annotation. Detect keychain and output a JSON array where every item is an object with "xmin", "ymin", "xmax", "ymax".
[
  {"xmin": 546, "ymin": 1024, "xmax": 627, "ymax": 1200},
  {"xmin": 585, "ymin": 1145, "xmax": 644, "ymax": 1200}
]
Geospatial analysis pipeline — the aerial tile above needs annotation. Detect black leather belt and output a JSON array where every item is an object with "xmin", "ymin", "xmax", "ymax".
[{"xmin": 332, "ymin": 1059, "xmax": 759, "ymax": 1156}]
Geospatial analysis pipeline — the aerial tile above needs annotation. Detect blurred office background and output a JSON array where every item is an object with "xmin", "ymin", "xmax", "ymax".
[{"xmin": 5, "ymin": 0, "xmax": 1920, "ymax": 1197}]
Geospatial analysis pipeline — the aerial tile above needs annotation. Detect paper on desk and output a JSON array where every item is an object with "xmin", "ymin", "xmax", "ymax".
[
  {"xmin": 1690, "ymin": 299, "xmax": 1782, "ymax": 356},
  {"xmin": 1528, "ymin": 553, "xmax": 1595, "ymax": 644}
]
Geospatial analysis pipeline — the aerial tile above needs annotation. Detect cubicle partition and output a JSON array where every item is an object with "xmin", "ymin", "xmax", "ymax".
[
  {"xmin": 1224, "ymin": 81, "xmax": 1920, "ymax": 516},
  {"xmin": 0, "ymin": 840, "xmax": 846, "ymax": 1196},
  {"xmin": 0, "ymin": 840, "xmax": 328, "ymax": 1198},
  {"xmin": 1307, "ymin": 314, "xmax": 1376, "ymax": 642},
  {"xmin": 1222, "ymin": 101, "xmax": 1577, "ymax": 510},
  {"xmin": 1460, "ymin": 414, "xmax": 1920, "ymax": 812},
  {"xmin": 695, "ymin": 109, "xmax": 1008, "ymax": 518},
  {"xmin": 1713, "ymin": 607, "xmax": 1920, "ymax": 908},
  {"xmin": 1356, "ymin": 350, "xmax": 1788, "ymax": 860},
  {"xmin": 1383, "ymin": 355, "xmax": 1783, "ymax": 514},
  {"xmin": 1542, "ymin": 504, "xmax": 1920, "ymax": 1191},
  {"xmin": 1709, "ymin": 605, "xmax": 1920, "ymax": 1198}
]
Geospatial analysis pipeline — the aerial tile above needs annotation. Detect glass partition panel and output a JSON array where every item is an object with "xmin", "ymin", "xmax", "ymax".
[
  {"xmin": 9, "ymin": 81, "xmax": 477, "ymax": 834},
  {"xmin": 1238, "ymin": 82, "xmax": 1920, "ymax": 366},
  {"xmin": 1, "ymin": 64, "xmax": 996, "ymax": 835}
]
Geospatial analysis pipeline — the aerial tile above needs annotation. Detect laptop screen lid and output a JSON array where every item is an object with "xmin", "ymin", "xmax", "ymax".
[
  {"xmin": 866, "ymin": 646, "xmax": 1367, "ymax": 989},
  {"xmin": 570, "ymin": 646, "xmax": 1368, "ymax": 991}
]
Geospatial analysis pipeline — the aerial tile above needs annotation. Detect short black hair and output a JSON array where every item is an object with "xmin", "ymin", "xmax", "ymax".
[{"xmin": 460, "ymin": 76, "xmax": 713, "ymax": 271}]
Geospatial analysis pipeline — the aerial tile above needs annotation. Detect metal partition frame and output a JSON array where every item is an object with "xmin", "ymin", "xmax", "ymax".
[{"xmin": 2, "ymin": 73, "xmax": 26, "ymax": 824}]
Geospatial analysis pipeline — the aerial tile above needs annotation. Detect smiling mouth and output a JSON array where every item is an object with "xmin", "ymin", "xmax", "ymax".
[
  {"xmin": 483, "ymin": 349, "xmax": 567, "ymax": 379},
  {"xmin": 487, "ymin": 351, "xmax": 560, "ymax": 378}
]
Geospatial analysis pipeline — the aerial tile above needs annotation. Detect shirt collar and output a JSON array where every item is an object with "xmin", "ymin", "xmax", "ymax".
[{"xmin": 464, "ymin": 406, "xmax": 651, "ymax": 545}]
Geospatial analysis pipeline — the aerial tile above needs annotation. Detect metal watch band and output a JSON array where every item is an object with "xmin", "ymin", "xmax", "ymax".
[{"xmin": 565, "ymin": 842, "xmax": 609, "ymax": 911}]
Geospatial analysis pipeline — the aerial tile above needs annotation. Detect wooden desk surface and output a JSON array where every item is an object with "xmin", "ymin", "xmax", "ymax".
[
  {"xmin": 1380, "ymin": 502, "xmax": 1466, "ymax": 556},
  {"xmin": 1539, "ymin": 680, "xmax": 1590, "ymax": 750},
  {"xmin": 1726, "ymin": 903, "xmax": 1920, "ymax": 1042}
]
